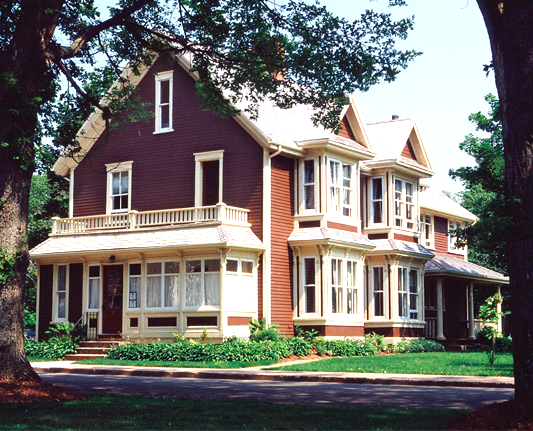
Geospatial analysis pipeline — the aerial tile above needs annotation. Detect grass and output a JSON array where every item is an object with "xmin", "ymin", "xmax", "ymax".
[
  {"xmin": 27, "ymin": 356, "xmax": 55, "ymax": 362},
  {"xmin": 73, "ymin": 358, "xmax": 278, "ymax": 368},
  {"xmin": 272, "ymin": 351, "xmax": 513, "ymax": 376},
  {"xmin": 0, "ymin": 394, "xmax": 465, "ymax": 430}
]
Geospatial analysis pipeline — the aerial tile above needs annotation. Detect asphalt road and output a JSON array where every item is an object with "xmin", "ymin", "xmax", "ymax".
[{"xmin": 40, "ymin": 373, "xmax": 513, "ymax": 410}]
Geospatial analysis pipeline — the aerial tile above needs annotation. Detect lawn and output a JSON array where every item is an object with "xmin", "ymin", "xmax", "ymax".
[
  {"xmin": 0, "ymin": 394, "xmax": 465, "ymax": 430},
  {"xmin": 72, "ymin": 358, "xmax": 277, "ymax": 368},
  {"xmin": 272, "ymin": 351, "xmax": 513, "ymax": 376}
]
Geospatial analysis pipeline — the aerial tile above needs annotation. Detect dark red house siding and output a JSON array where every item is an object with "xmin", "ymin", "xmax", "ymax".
[
  {"xmin": 38, "ymin": 265, "xmax": 53, "ymax": 340},
  {"xmin": 434, "ymin": 215, "xmax": 465, "ymax": 259},
  {"xmin": 270, "ymin": 155, "xmax": 295, "ymax": 336},
  {"xmin": 401, "ymin": 140, "xmax": 417, "ymax": 160},
  {"xmin": 68, "ymin": 263, "xmax": 83, "ymax": 325},
  {"xmin": 73, "ymin": 55, "xmax": 263, "ymax": 240},
  {"xmin": 338, "ymin": 115, "xmax": 357, "ymax": 141}
]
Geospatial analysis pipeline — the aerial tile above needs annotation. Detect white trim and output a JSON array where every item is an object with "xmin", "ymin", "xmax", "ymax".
[
  {"xmin": 53, "ymin": 264, "xmax": 69, "ymax": 322},
  {"xmin": 370, "ymin": 266, "xmax": 385, "ymax": 319},
  {"xmin": 301, "ymin": 256, "xmax": 318, "ymax": 316},
  {"xmin": 194, "ymin": 150, "xmax": 224, "ymax": 207},
  {"xmin": 106, "ymin": 161, "xmax": 133, "ymax": 214},
  {"xmin": 369, "ymin": 176, "xmax": 385, "ymax": 226},
  {"xmin": 87, "ymin": 264, "xmax": 101, "ymax": 312},
  {"xmin": 69, "ymin": 169, "xmax": 75, "ymax": 218},
  {"xmin": 300, "ymin": 157, "xmax": 317, "ymax": 213},
  {"xmin": 145, "ymin": 260, "xmax": 181, "ymax": 310},
  {"xmin": 154, "ymin": 70, "xmax": 174, "ymax": 133}
]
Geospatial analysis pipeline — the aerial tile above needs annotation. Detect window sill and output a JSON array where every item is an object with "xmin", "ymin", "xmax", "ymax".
[{"xmin": 153, "ymin": 128, "xmax": 174, "ymax": 135}]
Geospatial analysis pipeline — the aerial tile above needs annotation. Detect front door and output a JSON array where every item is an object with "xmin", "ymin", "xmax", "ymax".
[{"xmin": 102, "ymin": 265, "xmax": 123, "ymax": 334}]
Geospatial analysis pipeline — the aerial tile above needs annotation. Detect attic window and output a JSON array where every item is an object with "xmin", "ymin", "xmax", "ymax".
[{"xmin": 154, "ymin": 71, "xmax": 173, "ymax": 133}]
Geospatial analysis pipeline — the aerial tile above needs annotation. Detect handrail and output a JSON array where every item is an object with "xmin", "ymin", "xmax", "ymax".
[{"xmin": 72, "ymin": 311, "xmax": 99, "ymax": 341}]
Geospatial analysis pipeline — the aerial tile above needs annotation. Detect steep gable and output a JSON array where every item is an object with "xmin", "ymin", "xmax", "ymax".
[{"xmin": 401, "ymin": 139, "xmax": 417, "ymax": 161}]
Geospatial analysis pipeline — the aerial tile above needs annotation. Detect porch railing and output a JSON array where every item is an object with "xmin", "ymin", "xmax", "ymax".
[
  {"xmin": 51, "ymin": 203, "xmax": 250, "ymax": 235},
  {"xmin": 424, "ymin": 317, "xmax": 437, "ymax": 339},
  {"xmin": 73, "ymin": 312, "xmax": 99, "ymax": 341}
]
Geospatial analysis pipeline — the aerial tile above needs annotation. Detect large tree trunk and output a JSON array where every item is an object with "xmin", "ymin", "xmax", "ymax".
[
  {"xmin": 477, "ymin": 0, "xmax": 533, "ymax": 407},
  {"xmin": 0, "ymin": 0, "xmax": 63, "ymax": 382}
]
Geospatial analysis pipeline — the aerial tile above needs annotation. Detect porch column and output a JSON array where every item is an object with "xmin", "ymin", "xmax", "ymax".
[
  {"xmin": 468, "ymin": 282, "xmax": 475, "ymax": 340},
  {"xmin": 436, "ymin": 278, "xmax": 445, "ymax": 340},
  {"xmin": 496, "ymin": 285, "xmax": 503, "ymax": 333}
]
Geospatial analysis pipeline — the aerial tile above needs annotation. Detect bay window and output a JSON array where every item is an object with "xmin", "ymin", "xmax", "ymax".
[
  {"xmin": 303, "ymin": 258, "xmax": 316, "ymax": 313},
  {"xmin": 331, "ymin": 259, "xmax": 343, "ymax": 313},
  {"xmin": 371, "ymin": 177, "xmax": 384, "ymax": 224},
  {"xmin": 372, "ymin": 267, "xmax": 384, "ymax": 317},
  {"xmin": 398, "ymin": 267, "xmax": 408, "ymax": 318},
  {"xmin": 346, "ymin": 260, "xmax": 357, "ymax": 314},
  {"xmin": 128, "ymin": 263, "xmax": 141, "ymax": 309},
  {"xmin": 302, "ymin": 159, "xmax": 316, "ymax": 211},
  {"xmin": 185, "ymin": 259, "xmax": 220, "ymax": 307},
  {"xmin": 394, "ymin": 179, "xmax": 415, "ymax": 229},
  {"xmin": 331, "ymin": 259, "xmax": 358, "ymax": 315},
  {"xmin": 419, "ymin": 213, "xmax": 433, "ymax": 248},
  {"xmin": 409, "ymin": 269, "xmax": 419, "ymax": 319},
  {"xmin": 398, "ymin": 267, "xmax": 419, "ymax": 319}
]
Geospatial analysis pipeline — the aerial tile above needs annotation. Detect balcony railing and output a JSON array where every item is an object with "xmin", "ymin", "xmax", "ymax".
[{"xmin": 51, "ymin": 203, "xmax": 250, "ymax": 235}]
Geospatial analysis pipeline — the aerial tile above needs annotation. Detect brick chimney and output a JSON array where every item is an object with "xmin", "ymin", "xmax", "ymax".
[{"xmin": 392, "ymin": 114, "xmax": 399, "ymax": 120}]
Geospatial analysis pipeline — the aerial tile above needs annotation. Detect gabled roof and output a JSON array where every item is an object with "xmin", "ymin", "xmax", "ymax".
[
  {"xmin": 363, "ymin": 118, "xmax": 434, "ymax": 176},
  {"xmin": 288, "ymin": 227, "xmax": 375, "ymax": 250},
  {"xmin": 425, "ymin": 253, "xmax": 508, "ymax": 284},
  {"xmin": 420, "ymin": 186, "xmax": 477, "ymax": 223},
  {"xmin": 54, "ymin": 54, "xmax": 375, "ymax": 176},
  {"xmin": 30, "ymin": 224, "xmax": 264, "ymax": 259}
]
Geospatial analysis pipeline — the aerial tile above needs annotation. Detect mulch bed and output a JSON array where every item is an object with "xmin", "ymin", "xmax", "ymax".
[
  {"xmin": 450, "ymin": 400, "xmax": 533, "ymax": 430},
  {"xmin": 0, "ymin": 380, "xmax": 86, "ymax": 403}
]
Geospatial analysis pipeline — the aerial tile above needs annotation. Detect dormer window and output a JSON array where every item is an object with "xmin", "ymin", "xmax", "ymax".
[
  {"xmin": 394, "ymin": 179, "xmax": 415, "ymax": 229},
  {"xmin": 155, "ymin": 71, "xmax": 173, "ymax": 133},
  {"xmin": 329, "ymin": 159, "xmax": 353, "ymax": 217}
]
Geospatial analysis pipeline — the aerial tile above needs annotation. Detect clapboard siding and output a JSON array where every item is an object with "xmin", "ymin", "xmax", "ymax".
[
  {"xmin": 68, "ymin": 263, "xmax": 83, "ymax": 324},
  {"xmin": 38, "ymin": 265, "xmax": 53, "ymax": 340},
  {"xmin": 338, "ymin": 115, "xmax": 357, "ymax": 141},
  {"xmin": 270, "ymin": 156, "xmax": 295, "ymax": 336},
  {"xmin": 73, "ymin": 55, "xmax": 263, "ymax": 240},
  {"xmin": 401, "ymin": 140, "xmax": 417, "ymax": 160},
  {"xmin": 434, "ymin": 216, "xmax": 449, "ymax": 254}
]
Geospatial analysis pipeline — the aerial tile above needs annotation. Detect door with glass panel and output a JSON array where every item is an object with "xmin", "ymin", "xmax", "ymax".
[{"xmin": 102, "ymin": 265, "xmax": 123, "ymax": 334}]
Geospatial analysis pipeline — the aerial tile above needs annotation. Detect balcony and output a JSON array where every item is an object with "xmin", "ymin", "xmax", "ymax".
[{"xmin": 51, "ymin": 203, "xmax": 250, "ymax": 235}]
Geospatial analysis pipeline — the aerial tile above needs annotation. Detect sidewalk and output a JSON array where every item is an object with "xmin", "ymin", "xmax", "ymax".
[{"xmin": 32, "ymin": 360, "xmax": 514, "ymax": 389}]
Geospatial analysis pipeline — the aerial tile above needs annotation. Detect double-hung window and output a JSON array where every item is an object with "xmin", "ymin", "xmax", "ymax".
[
  {"xmin": 448, "ymin": 219, "xmax": 463, "ymax": 251},
  {"xmin": 409, "ymin": 269, "xmax": 419, "ymax": 319},
  {"xmin": 398, "ymin": 267, "xmax": 408, "ymax": 318},
  {"xmin": 394, "ymin": 179, "xmax": 415, "ymax": 229},
  {"xmin": 302, "ymin": 159, "xmax": 316, "ymax": 211},
  {"xmin": 56, "ymin": 264, "xmax": 67, "ymax": 320},
  {"xmin": 346, "ymin": 260, "xmax": 357, "ymax": 314},
  {"xmin": 185, "ymin": 259, "xmax": 220, "ymax": 307},
  {"xmin": 372, "ymin": 267, "xmax": 384, "ymax": 317},
  {"xmin": 329, "ymin": 160, "xmax": 353, "ymax": 216},
  {"xmin": 303, "ymin": 258, "xmax": 316, "ymax": 313},
  {"xmin": 371, "ymin": 177, "xmax": 384, "ymax": 224},
  {"xmin": 106, "ymin": 162, "xmax": 132, "ymax": 214},
  {"xmin": 155, "ymin": 71, "xmax": 173, "ymax": 133},
  {"xmin": 146, "ymin": 261, "xmax": 179, "ymax": 309},
  {"xmin": 419, "ymin": 213, "xmax": 433, "ymax": 248},
  {"xmin": 331, "ymin": 259, "xmax": 343, "ymax": 313},
  {"xmin": 88, "ymin": 266, "xmax": 100, "ymax": 311}
]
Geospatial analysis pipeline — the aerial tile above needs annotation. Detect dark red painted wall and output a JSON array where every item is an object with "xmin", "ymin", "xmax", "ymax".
[{"xmin": 38, "ymin": 265, "xmax": 53, "ymax": 340}]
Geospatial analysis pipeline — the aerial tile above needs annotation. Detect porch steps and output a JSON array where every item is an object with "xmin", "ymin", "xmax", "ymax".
[
  {"xmin": 441, "ymin": 339, "xmax": 483, "ymax": 352},
  {"xmin": 65, "ymin": 340, "xmax": 120, "ymax": 361}
]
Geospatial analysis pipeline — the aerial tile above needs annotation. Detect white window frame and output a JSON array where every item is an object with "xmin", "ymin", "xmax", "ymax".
[
  {"xmin": 346, "ymin": 260, "xmax": 358, "ymax": 315},
  {"xmin": 371, "ymin": 266, "xmax": 384, "ymax": 318},
  {"xmin": 128, "ymin": 262, "xmax": 142, "ymax": 310},
  {"xmin": 419, "ymin": 212, "xmax": 434, "ymax": 248},
  {"xmin": 154, "ymin": 71, "xmax": 174, "ymax": 133},
  {"xmin": 398, "ymin": 267, "xmax": 408, "ymax": 319},
  {"xmin": 145, "ymin": 260, "xmax": 180, "ymax": 310},
  {"xmin": 302, "ymin": 257, "xmax": 317, "ymax": 315},
  {"xmin": 87, "ymin": 265, "xmax": 101, "ymax": 312},
  {"xmin": 409, "ymin": 269, "xmax": 419, "ymax": 320},
  {"xmin": 329, "ymin": 159, "xmax": 354, "ymax": 217},
  {"xmin": 301, "ymin": 158, "xmax": 317, "ymax": 212},
  {"xmin": 370, "ymin": 176, "xmax": 384, "ymax": 225},
  {"xmin": 184, "ymin": 258, "xmax": 221, "ymax": 309},
  {"xmin": 106, "ymin": 161, "xmax": 133, "ymax": 214},
  {"xmin": 194, "ymin": 150, "xmax": 224, "ymax": 207},
  {"xmin": 394, "ymin": 178, "xmax": 415, "ymax": 230},
  {"xmin": 398, "ymin": 267, "xmax": 420, "ymax": 320},
  {"xmin": 55, "ymin": 264, "xmax": 68, "ymax": 322},
  {"xmin": 448, "ymin": 219, "xmax": 465, "ymax": 252}
]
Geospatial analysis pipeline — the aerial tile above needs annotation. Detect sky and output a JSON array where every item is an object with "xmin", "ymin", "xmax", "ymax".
[{"xmin": 322, "ymin": 0, "xmax": 497, "ymax": 193}]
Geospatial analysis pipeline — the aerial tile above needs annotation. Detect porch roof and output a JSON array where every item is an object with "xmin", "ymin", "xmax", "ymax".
[
  {"xmin": 288, "ymin": 227, "xmax": 375, "ymax": 249},
  {"xmin": 370, "ymin": 239, "xmax": 434, "ymax": 259},
  {"xmin": 425, "ymin": 253, "xmax": 508, "ymax": 284},
  {"xmin": 30, "ymin": 224, "xmax": 264, "ymax": 259}
]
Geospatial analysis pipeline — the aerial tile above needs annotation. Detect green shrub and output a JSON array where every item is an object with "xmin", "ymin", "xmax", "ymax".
[
  {"xmin": 394, "ymin": 338, "xmax": 445, "ymax": 353},
  {"xmin": 249, "ymin": 328, "xmax": 282, "ymax": 342},
  {"xmin": 495, "ymin": 336, "xmax": 512, "ymax": 353},
  {"xmin": 364, "ymin": 332, "xmax": 387, "ymax": 352},
  {"xmin": 25, "ymin": 338, "xmax": 78, "ymax": 360},
  {"xmin": 294, "ymin": 325, "xmax": 319, "ymax": 343},
  {"xmin": 284, "ymin": 337, "xmax": 312, "ymax": 357},
  {"xmin": 315, "ymin": 338, "xmax": 379, "ymax": 357}
]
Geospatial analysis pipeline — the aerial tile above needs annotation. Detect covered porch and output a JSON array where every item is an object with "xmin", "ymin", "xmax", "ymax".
[{"xmin": 424, "ymin": 253, "xmax": 508, "ymax": 342}]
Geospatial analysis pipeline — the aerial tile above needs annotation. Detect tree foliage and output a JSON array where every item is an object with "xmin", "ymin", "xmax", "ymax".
[{"xmin": 449, "ymin": 94, "xmax": 508, "ymax": 274}]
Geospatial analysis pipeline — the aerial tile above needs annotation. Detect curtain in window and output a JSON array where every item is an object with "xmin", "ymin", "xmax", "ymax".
[
  {"xmin": 164, "ymin": 274, "xmax": 179, "ymax": 308},
  {"xmin": 204, "ymin": 273, "xmax": 220, "ymax": 306},
  {"xmin": 146, "ymin": 275, "xmax": 161, "ymax": 307},
  {"xmin": 88, "ymin": 279, "xmax": 99, "ymax": 309},
  {"xmin": 129, "ymin": 277, "xmax": 141, "ymax": 308},
  {"xmin": 185, "ymin": 274, "xmax": 202, "ymax": 307}
]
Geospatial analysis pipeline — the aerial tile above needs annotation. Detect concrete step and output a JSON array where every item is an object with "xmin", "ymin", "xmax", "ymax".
[
  {"xmin": 76, "ymin": 347, "xmax": 110, "ymax": 355},
  {"xmin": 79, "ymin": 341, "xmax": 119, "ymax": 349}
]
